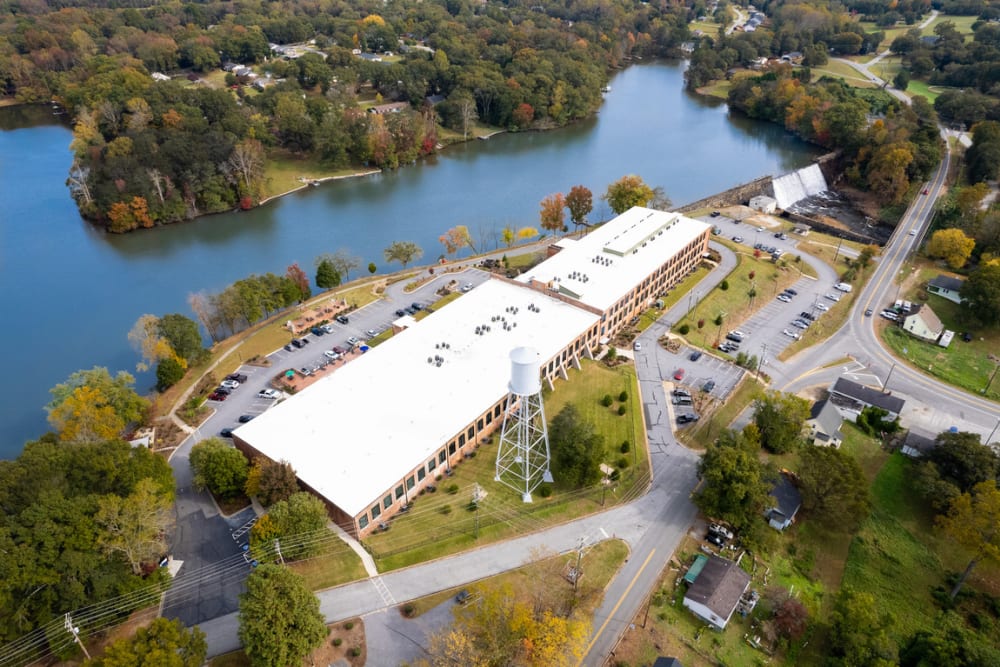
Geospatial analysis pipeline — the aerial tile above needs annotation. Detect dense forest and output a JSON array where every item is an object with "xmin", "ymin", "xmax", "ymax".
[{"xmin": 0, "ymin": 0, "xmax": 692, "ymax": 231}]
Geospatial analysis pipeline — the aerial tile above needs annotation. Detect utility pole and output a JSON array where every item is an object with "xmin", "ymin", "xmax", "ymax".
[
  {"xmin": 573, "ymin": 538, "xmax": 584, "ymax": 593},
  {"xmin": 833, "ymin": 237, "xmax": 843, "ymax": 264},
  {"xmin": 64, "ymin": 614, "xmax": 91, "ymax": 661},
  {"xmin": 884, "ymin": 363, "xmax": 896, "ymax": 392},
  {"xmin": 987, "ymin": 417, "xmax": 1000, "ymax": 446},
  {"xmin": 985, "ymin": 362, "xmax": 1000, "ymax": 396},
  {"xmin": 756, "ymin": 343, "xmax": 767, "ymax": 379},
  {"xmin": 274, "ymin": 539, "xmax": 284, "ymax": 565}
]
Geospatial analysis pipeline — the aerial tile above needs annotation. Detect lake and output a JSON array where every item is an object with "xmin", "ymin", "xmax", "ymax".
[{"xmin": 0, "ymin": 60, "xmax": 821, "ymax": 457}]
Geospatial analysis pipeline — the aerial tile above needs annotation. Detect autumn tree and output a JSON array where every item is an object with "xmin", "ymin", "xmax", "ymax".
[
  {"xmin": 95, "ymin": 478, "xmax": 173, "ymax": 575},
  {"xmin": 565, "ymin": 185, "xmax": 593, "ymax": 232},
  {"xmin": 246, "ymin": 458, "xmax": 299, "ymax": 507},
  {"xmin": 129, "ymin": 314, "xmax": 179, "ymax": 372},
  {"xmin": 47, "ymin": 368, "xmax": 148, "ymax": 442},
  {"xmin": 937, "ymin": 480, "xmax": 1000, "ymax": 600},
  {"xmin": 285, "ymin": 263, "xmax": 311, "ymax": 301},
  {"xmin": 439, "ymin": 225, "xmax": 477, "ymax": 256},
  {"xmin": 384, "ymin": 240, "xmax": 423, "ymax": 268},
  {"xmin": 765, "ymin": 588, "xmax": 809, "ymax": 641},
  {"xmin": 539, "ymin": 193, "xmax": 566, "ymax": 233},
  {"xmin": 86, "ymin": 618, "xmax": 206, "ymax": 667},
  {"xmin": 224, "ymin": 138, "xmax": 265, "ymax": 202},
  {"xmin": 425, "ymin": 583, "xmax": 588, "ymax": 667},
  {"xmin": 238, "ymin": 564, "xmax": 327, "ymax": 667},
  {"xmin": 797, "ymin": 445, "xmax": 871, "ymax": 530},
  {"xmin": 158, "ymin": 314, "xmax": 204, "ymax": 365},
  {"xmin": 927, "ymin": 228, "xmax": 976, "ymax": 269},
  {"xmin": 603, "ymin": 175, "xmax": 655, "ymax": 215},
  {"xmin": 752, "ymin": 391, "xmax": 810, "ymax": 454},
  {"xmin": 865, "ymin": 144, "xmax": 913, "ymax": 205},
  {"xmin": 189, "ymin": 438, "xmax": 250, "ymax": 500}
]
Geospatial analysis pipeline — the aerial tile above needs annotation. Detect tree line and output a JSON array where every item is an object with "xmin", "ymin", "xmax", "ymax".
[{"xmin": 1, "ymin": 0, "xmax": 693, "ymax": 231}]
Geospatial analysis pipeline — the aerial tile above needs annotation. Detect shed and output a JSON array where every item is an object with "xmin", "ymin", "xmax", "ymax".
[
  {"xmin": 682, "ymin": 555, "xmax": 751, "ymax": 629},
  {"xmin": 749, "ymin": 195, "xmax": 777, "ymax": 214},
  {"xmin": 901, "ymin": 430, "xmax": 937, "ymax": 458},
  {"xmin": 938, "ymin": 330, "xmax": 954, "ymax": 348},
  {"xmin": 766, "ymin": 473, "xmax": 802, "ymax": 531}
]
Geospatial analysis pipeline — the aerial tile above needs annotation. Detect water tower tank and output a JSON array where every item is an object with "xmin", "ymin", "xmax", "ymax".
[{"xmin": 508, "ymin": 347, "xmax": 541, "ymax": 396}]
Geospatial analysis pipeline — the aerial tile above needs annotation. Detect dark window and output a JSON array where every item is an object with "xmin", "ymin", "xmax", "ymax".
[
  {"xmin": 371, "ymin": 504, "xmax": 381, "ymax": 519},
  {"xmin": 486, "ymin": 412, "xmax": 492, "ymax": 425},
  {"xmin": 449, "ymin": 442, "xmax": 457, "ymax": 454},
  {"xmin": 477, "ymin": 418, "xmax": 484, "ymax": 430},
  {"xmin": 467, "ymin": 426, "xmax": 475, "ymax": 439},
  {"xmin": 418, "ymin": 468, "xmax": 426, "ymax": 481},
  {"xmin": 495, "ymin": 405, "xmax": 502, "ymax": 417},
  {"xmin": 406, "ymin": 476, "xmax": 415, "ymax": 490},
  {"xmin": 359, "ymin": 515, "xmax": 369, "ymax": 529},
  {"xmin": 439, "ymin": 450, "xmax": 447, "ymax": 464},
  {"xmin": 383, "ymin": 494, "xmax": 392, "ymax": 509},
  {"xmin": 459, "ymin": 434, "xmax": 466, "ymax": 446},
  {"xmin": 395, "ymin": 485, "xmax": 404, "ymax": 499},
  {"xmin": 428, "ymin": 458, "xmax": 436, "ymax": 471}
]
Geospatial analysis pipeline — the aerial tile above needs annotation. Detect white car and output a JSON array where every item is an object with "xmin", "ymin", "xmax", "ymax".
[
  {"xmin": 220, "ymin": 379, "xmax": 240, "ymax": 389},
  {"xmin": 777, "ymin": 294, "xmax": 792, "ymax": 303},
  {"xmin": 815, "ymin": 303, "xmax": 829, "ymax": 312},
  {"xmin": 633, "ymin": 341, "xmax": 642, "ymax": 351},
  {"xmin": 908, "ymin": 229, "xmax": 917, "ymax": 236},
  {"xmin": 461, "ymin": 283, "xmax": 474, "ymax": 292},
  {"xmin": 782, "ymin": 329, "xmax": 801, "ymax": 340},
  {"xmin": 324, "ymin": 350, "xmax": 341, "ymax": 360},
  {"xmin": 824, "ymin": 293, "xmax": 841, "ymax": 302},
  {"xmin": 257, "ymin": 388, "xmax": 280, "ymax": 399}
]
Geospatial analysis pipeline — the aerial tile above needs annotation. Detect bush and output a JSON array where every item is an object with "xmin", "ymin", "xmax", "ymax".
[
  {"xmin": 155, "ymin": 357, "xmax": 185, "ymax": 391},
  {"xmin": 618, "ymin": 390, "xmax": 628, "ymax": 402},
  {"xmin": 720, "ymin": 279, "xmax": 729, "ymax": 290},
  {"xmin": 446, "ymin": 483, "xmax": 459, "ymax": 495},
  {"xmin": 610, "ymin": 469, "xmax": 621, "ymax": 481},
  {"xmin": 538, "ymin": 485, "xmax": 553, "ymax": 498},
  {"xmin": 601, "ymin": 394, "xmax": 614, "ymax": 407},
  {"xmin": 439, "ymin": 504, "xmax": 452, "ymax": 515},
  {"xmin": 402, "ymin": 603, "xmax": 415, "ymax": 617},
  {"xmin": 678, "ymin": 324, "xmax": 690, "ymax": 335},
  {"xmin": 617, "ymin": 405, "xmax": 627, "ymax": 416},
  {"xmin": 344, "ymin": 621, "xmax": 354, "ymax": 630},
  {"xmin": 350, "ymin": 647, "xmax": 361, "ymax": 657},
  {"xmin": 332, "ymin": 638, "xmax": 343, "ymax": 647},
  {"xmin": 620, "ymin": 440, "xmax": 630, "ymax": 453},
  {"xmin": 617, "ymin": 457, "xmax": 630, "ymax": 469}
]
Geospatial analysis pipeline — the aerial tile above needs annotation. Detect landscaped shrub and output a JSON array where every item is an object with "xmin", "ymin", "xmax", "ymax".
[
  {"xmin": 332, "ymin": 638, "xmax": 342, "ymax": 647},
  {"xmin": 618, "ymin": 390, "xmax": 628, "ymax": 402},
  {"xmin": 617, "ymin": 457, "xmax": 630, "ymax": 469},
  {"xmin": 446, "ymin": 483, "xmax": 459, "ymax": 495},
  {"xmin": 350, "ymin": 647, "xmax": 361, "ymax": 657},
  {"xmin": 344, "ymin": 621, "xmax": 354, "ymax": 630},
  {"xmin": 617, "ymin": 405, "xmax": 627, "ymax": 416},
  {"xmin": 439, "ymin": 504, "xmax": 452, "ymax": 515},
  {"xmin": 720, "ymin": 279, "xmax": 729, "ymax": 290},
  {"xmin": 610, "ymin": 469, "xmax": 621, "ymax": 481},
  {"xmin": 620, "ymin": 440, "xmax": 630, "ymax": 453},
  {"xmin": 678, "ymin": 324, "xmax": 690, "ymax": 335},
  {"xmin": 538, "ymin": 485, "xmax": 553, "ymax": 498},
  {"xmin": 601, "ymin": 394, "xmax": 614, "ymax": 407}
]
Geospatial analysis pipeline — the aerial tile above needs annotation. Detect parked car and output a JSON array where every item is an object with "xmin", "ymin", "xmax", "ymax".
[
  {"xmin": 226, "ymin": 373, "xmax": 248, "ymax": 383},
  {"xmin": 336, "ymin": 315, "xmax": 349, "ymax": 325},
  {"xmin": 284, "ymin": 343, "xmax": 294, "ymax": 352},
  {"xmin": 702, "ymin": 379, "xmax": 716, "ymax": 392},
  {"xmin": 347, "ymin": 336, "xmax": 361, "ymax": 347},
  {"xmin": 366, "ymin": 329, "xmax": 377, "ymax": 338},
  {"xmin": 791, "ymin": 319, "xmax": 810, "ymax": 330},
  {"xmin": 220, "ymin": 428, "xmax": 234, "ymax": 438},
  {"xmin": 395, "ymin": 309, "xmax": 406, "ymax": 317},
  {"xmin": 220, "ymin": 379, "xmax": 240, "ymax": 390},
  {"xmin": 676, "ymin": 412, "xmax": 700, "ymax": 424},
  {"xmin": 689, "ymin": 350, "xmax": 702, "ymax": 361},
  {"xmin": 310, "ymin": 326, "xmax": 325, "ymax": 336},
  {"xmin": 411, "ymin": 302, "xmax": 424, "ymax": 311},
  {"xmin": 461, "ymin": 283, "xmax": 474, "ymax": 292},
  {"xmin": 673, "ymin": 368, "xmax": 685, "ymax": 381},
  {"xmin": 707, "ymin": 532, "xmax": 726, "ymax": 547},
  {"xmin": 298, "ymin": 367, "xmax": 313, "ymax": 377},
  {"xmin": 881, "ymin": 311, "xmax": 900, "ymax": 321},
  {"xmin": 824, "ymin": 293, "xmax": 841, "ymax": 302},
  {"xmin": 708, "ymin": 523, "xmax": 734, "ymax": 540},
  {"xmin": 324, "ymin": 350, "xmax": 341, "ymax": 360},
  {"xmin": 332, "ymin": 345, "xmax": 347, "ymax": 355},
  {"xmin": 782, "ymin": 329, "xmax": 801, "ymax": 340},
  {"xmin": 214, "ymin": 386, "xmax": 232, "ymax": 395},
  {"xmin": 633, "ymin": 341, "xmax": 642, "ymax": 351},
  {"xmin": 257, "ymin": 389, "xmax": 280, "ymax": 399},
  {"xmin": 815, "ymin": 303, "xmax": 829, "ymax": 312},
  {"xmin": 733, "ymin": 236, "xmax": 744, "ymax": 243},
  {"xmin": 672, "ymin": 388, "xmax": 691, "ymax": 398},
  {"xmin": 785, "ymin": 288, "xmax": 798, "ymax": 296},
  {"xmin": 777, "ymin": 294, "xmax": 792, "ymax": 303},
  {"xmin": 290, "ymin": 338, "xmax": 305, "ymax": 349},
  {"xmin": 238, "ymin": 414, "xmax": 256, "ymax": 423},
  {"xmin": 710, "ymin": 211, "xmax": 721, "ymax": 217},
  {"xmin": 321, "ymin": 323, "xmax": 336, "ymax": 334},
  {"xmin": 208, "ymin": 391, "xmax": 228, "ymax": 401}
]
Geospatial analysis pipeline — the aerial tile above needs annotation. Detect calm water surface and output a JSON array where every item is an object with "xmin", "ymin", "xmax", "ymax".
[{"xmin": 0, "ymin": 61, "xmax": 821, "ymax": 456}]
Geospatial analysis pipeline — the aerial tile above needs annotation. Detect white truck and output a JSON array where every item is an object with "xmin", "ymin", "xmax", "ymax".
[{"xmin": 834, "ymin": 282, "xmax": 853, "ymax": 293}]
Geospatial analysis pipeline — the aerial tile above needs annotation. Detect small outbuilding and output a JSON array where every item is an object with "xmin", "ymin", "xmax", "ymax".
[
  {"xmin": 749, "ymin": 195, "xmax": 777, "ymax": 214},
  {"xmin": 682, "ymin": 554, "xmax": 751, "ymax": 630},
  {"xmin": 903, "ymin": 303, "xmax": 944, "ymax": 343},
  {"xmin": 766, "ymin": 473, "xmax": 802, "ymax": 531},
  {"xmin": 900, "ymin": 430, "xmax": 937, "ymax": 458}
]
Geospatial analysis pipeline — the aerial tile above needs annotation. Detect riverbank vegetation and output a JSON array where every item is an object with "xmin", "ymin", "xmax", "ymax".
[{"xmin": 0, "ymin": 0, "xmax": 693, "ymax": 231}]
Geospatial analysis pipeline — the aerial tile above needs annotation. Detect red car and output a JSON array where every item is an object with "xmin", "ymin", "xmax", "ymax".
[
  {"xmin": 208, "ymin": 391, "xmax": 228, "ymax": 401},
  {"xmin": 674, "ymin": 368, "xmax": 685, "ymax": 381},
  {"xmin": 922, "ymin": 189, "xmax": 929, "ymax": 195}
]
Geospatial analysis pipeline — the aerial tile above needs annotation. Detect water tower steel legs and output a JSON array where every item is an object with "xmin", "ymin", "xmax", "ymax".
[{"xmin": 494, "ymin": 392, "xmax": 552, "ymax": 503}]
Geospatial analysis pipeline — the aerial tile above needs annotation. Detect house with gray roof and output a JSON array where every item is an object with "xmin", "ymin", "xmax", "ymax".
[
  {"xmin": 901, "ymin": 430, "xmax": 938, "ymax": 458},
  {"xmin": 829, "ymin": 377, "xmax": 905, "ymax": 420},
  {"xmin": 903, "ymin": 303, "xmax": 944, "ymax": 343},
  {"xmin": 807, "ymin": 399, "xmax": 844, "ymax": 448},
  {"xmin": 682, "ymin": 555, "xmax": 751, "ymax": 629},
  {"xmin": 766, "ymin": 473, "xmax": 802, "ymax": 531},
  {"xmin": 927, "ymin": 274, "xmax": 965, "ymax": 304}
]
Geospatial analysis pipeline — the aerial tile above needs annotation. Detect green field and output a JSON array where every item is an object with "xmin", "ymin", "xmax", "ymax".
[
  {"xmin": 363, "ymin": 360, "xmax": 648, "ymax": 570},
  {"xmin": 262, "ymin": 151, "xmax": 370, "ymax": 199}
]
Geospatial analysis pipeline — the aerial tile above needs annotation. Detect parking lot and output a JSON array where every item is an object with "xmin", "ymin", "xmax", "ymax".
[{"xmin": 667, "ymin": 345, "xmax": 745, "ymax": 402}]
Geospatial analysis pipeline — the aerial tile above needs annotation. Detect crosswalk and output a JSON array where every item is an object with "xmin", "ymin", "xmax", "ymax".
[{"xmin": 370, "ymin": 576, "xmax": 396, "ymax": 607}]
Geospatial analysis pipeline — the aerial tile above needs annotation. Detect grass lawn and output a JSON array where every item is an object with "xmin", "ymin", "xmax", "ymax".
[
  {"xmin": 695, "ymin": 80, "xmax": 731, "ymax": 99},
  {"xmin": 674, "ymin": 247, "xmax": 807, "ymax": 346},
  {"xmin": 363, "ymin": 361, "xmax": 648, "ymax": 570},
  {"xmin": 262, "ymin": 150, "xmax": 371, "ymax": 199},
  {"xmin": 812, "ymin": 60, "xmax": 876, "ymax": 87},
  {"xmin": 905, "ymin": 79, "xmax": 944, "ymax": 103},
  {"xmin": 880, "ymin": 292, "xmax": 1000, "ymax": 402},
  {"xmin": 922, "ymin": 14, "xmax": 979, "ymax": 36},
  {"xmin": 288, "ymin": 542, "xmax": 369, "ymax": 591}
]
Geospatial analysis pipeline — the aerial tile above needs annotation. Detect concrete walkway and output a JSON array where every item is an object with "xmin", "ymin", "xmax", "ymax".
[{"xmin": 329, "ymin": 521, "xmax": 378, "ymax": 578}]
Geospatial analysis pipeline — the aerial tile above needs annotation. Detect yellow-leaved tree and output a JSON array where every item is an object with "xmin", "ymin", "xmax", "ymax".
[
  {"xmin": 937, "ymin": 480, "xmax": 1000, "ymax": 600},
  {"xmin": 49, "ymin": 385, "xmax": 125, "ymax": 443},
  {"xmin": 927, "ymin": 228, "xmax": 976, "ymax": 269}
]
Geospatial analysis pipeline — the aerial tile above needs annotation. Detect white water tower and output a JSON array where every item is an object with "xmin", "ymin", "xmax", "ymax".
[{"xmin": 495, "ymin": 346, "xmax": 553, "ymax": 502}]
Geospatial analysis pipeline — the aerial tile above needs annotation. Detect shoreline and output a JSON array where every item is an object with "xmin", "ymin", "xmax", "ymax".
[{"xmin": 258, "ymin": 168, "xmax": 382, "ymax": 206}]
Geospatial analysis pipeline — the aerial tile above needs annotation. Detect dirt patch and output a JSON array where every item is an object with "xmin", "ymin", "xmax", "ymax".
[{"xmin": 313, "ymin": 618, "xmax": 366, "ymax": 666}]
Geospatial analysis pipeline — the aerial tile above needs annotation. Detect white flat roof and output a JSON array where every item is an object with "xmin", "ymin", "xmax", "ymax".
[
  {"xmin": 518, "ymin": 207, "xmax": 710, "ymax": 312},
  {"xmin": 235, "ymin": 279, "xmax": 600, "ymax": 517}
]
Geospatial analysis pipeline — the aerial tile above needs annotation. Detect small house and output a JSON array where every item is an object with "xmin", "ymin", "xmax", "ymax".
[
  {"xmin": 927, "ymin": 274, "xmax": 964, "ymax": 304},
  {"xmin": 829, "ymin": 377, "xmax": 905, "ymax": 420},
  {"xmin": 766, "ymin": 473, "xmax": 802, "ymax": 531},
  {"xmin": 901, "ymin": 430, "xmax": 937, "ymax": 458},
  {"xmin": 807, "ymin": 399, "xmax": 843, "ymax": 448},
  {"xmin": 903, "ymin": 303, "xmax": 943, "ymax": 343},
  {"xmin": 749, "ymin": 195, "xmax": 777, "ymax": 213},
  {"xmin": 368, "ymin": 102, "xmax": 409, "ymax": 115},
  {"xmin": 682, "ymin": 554, "xmax": 751, "ymax": 630}
]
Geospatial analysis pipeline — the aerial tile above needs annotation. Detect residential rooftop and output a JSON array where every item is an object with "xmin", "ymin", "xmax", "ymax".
[
  {"xmin": 517, "ymin": 207, "xmax": 710, "ymax": 312},
  {"xmin": 234, "ymin": 278, "xmax": 600, "ymax": 517}
]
